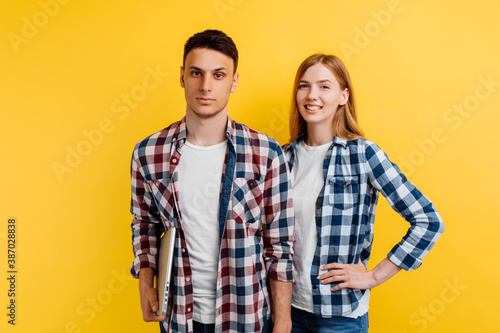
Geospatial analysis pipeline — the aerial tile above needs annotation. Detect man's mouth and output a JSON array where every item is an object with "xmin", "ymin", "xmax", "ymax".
[{"xmin": 197, "ymin": 97, "xmax": 215, "ymax": 104}]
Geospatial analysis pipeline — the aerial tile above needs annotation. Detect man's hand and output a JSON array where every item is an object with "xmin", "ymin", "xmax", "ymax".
[
  {"xmin": 317, "ymin": 257, "xmax": 402, "ymax": 292},
  {"xmin": 138, "ymin": 268, "xmax": 167, "ymax": 322},
  {"xmin": 269, "ymin": 279, "xmax": 292, "ymax": 333}
]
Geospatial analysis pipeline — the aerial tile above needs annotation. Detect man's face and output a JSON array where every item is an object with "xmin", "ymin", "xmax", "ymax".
[{"xmin": 180, "ymin": 48, "xmax": 238, "ymax": 119}]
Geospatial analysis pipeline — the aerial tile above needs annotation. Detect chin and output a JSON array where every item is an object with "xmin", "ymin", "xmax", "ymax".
[{"xmin": 192, "ymin": 108, "xmax": 225, "ymax": 120}]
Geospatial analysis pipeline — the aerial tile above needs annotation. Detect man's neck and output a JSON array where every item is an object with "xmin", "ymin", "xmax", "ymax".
[{"xmin": 185, "ymin": 109, "xmax": 228, "ymax": 146}]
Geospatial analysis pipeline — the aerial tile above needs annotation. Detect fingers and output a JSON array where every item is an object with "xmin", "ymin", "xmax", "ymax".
[
  {"xmin": 317, "ymin": 265, "xmax": 348, "ymax": 281},
  {"xmin": 330, "ymin": 282, "xmax": 348, "ymax": 292},
  {"xmin": 319, "ymin": 273, "xmax": 348, "ymax": 285},
  {"xmin": 142, "ymin": 304, "xmax": 167, "ymax": 322},
  {"xmin": 317, "ymin": 261, "xmax": 370, "ymax": 291},
  {"xmin": 148, "ymin": 290, "xmax": 159, "ymax": 313},
  {"xmin": 320, "ymin": 262, "xmax": 346, "ymax": 270},
  {"xmin": 141, "ymin": 287, "xmax": 167, "ymax": 322}
]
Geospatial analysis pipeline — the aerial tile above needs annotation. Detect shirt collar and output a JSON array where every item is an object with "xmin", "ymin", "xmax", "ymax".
[
  {"xmin": 333, "ymin": 136, "xmax": 348, "ymax": 148},
  {"xmin": 288, "ymin": 134, "xmax": 348, "ymax": 153},
  {"xmin": 224, "ymin": 114, "xmax": 236, "ymax": 143},
  {"xmin": 171, "ymin": 114, "xmax": 234, "ymax": 146},
  {"xmin": 172, "ymin": 116, "xmax": 187, "ymax": 145}
]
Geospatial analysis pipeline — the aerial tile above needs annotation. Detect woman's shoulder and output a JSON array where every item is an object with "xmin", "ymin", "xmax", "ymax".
[{"xmin": 346, "ymin": 137, "xmax": 381, "ymax": 151}]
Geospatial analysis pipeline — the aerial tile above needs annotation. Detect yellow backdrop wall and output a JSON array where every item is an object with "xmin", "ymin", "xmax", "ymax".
[{"xmin": 1, "ymin": 1, "xmax": 499, "ymax": 332}]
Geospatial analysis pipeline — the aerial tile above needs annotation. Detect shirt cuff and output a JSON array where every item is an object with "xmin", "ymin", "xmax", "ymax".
[
  {"xmin": 387, "ymin": 245, "xmax": 423, "ymax": 271},
  {"xmin": 266, "ymin": 258, "xmax": 294, "ymax": 282},
  {"xmin": 130, "ymin": 253, "xmax": 157, "ymax": 278}
]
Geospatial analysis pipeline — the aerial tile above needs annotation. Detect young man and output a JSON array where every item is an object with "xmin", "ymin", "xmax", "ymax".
[{"xmin": 129, "ymin": 30, "xmax": 295, "ymax": 333}]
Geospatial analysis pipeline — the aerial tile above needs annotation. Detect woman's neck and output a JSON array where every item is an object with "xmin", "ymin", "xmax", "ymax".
[{"xmin": 304, "ymin": 123, "xmax": 335, "ymax": 146}]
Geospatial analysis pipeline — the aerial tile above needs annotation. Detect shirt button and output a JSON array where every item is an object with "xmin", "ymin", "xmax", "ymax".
[
  {"xmin": 313, "ymin": 258, "xmax": 318, "ymax": 262},
  {"xmin": 342, "ymin": 180, "xmax": 347, "ymax": 185},
  {"xmin": 172, "ymin": 158, "xmax": 178, "ymax": 163},
  {"xmin": 186, "ymin": 277, "xmax": 190, "ymax": 282},
  {"xmin": 316, "ymin": 204, "xmax": 321, "ymax": 210},
  {"xmin": 181, "ymin": 248, "xmax": 186, "ymax": 253},
  {"xmin": 187, "ymin": 307, "xmax": 191, "ymax": 312},
  {"xmin": 172, "ymin": 138, "xmax": 177, "ymax": 141},
  {"xmin": 316, "ymin": 232, "xmax": 320, "ymax": 237},
  {"xmin": 312, "ymin": 285, "xmax": 317, "ymax": 290}
]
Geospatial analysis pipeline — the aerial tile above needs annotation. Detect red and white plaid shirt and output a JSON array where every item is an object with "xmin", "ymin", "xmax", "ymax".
[{"xmin": 130, "ymin": 115, "xmax": 294, "ymax": 333}]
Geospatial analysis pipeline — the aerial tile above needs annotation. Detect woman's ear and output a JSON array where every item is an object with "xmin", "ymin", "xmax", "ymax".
[{"xmin": 340, "ymin": 88, "xmax": 349, "ymax": 106}]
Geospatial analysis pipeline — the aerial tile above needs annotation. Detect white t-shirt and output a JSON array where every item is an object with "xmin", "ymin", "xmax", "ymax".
[
  {"xmin": 177, "ymin": 140, "xmax": 227, "ymax": 324},
  {"xmin": 291, "ymin": 140, "xmax": 369, "ymax": 318}
]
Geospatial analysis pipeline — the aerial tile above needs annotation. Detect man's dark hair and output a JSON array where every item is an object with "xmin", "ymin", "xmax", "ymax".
[{"xmin": 183, "ymin": 29, "xmax": 238, "ymax": 73}]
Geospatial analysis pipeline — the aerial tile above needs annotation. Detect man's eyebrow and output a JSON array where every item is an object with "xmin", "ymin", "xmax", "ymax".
[
  {"xmin": 188, "ymin": 66, "xmax": 228, "ymax": 73},
  {"xmin": 213, "ymin": 67, "xmax": 228, "ymax": 72},
  {"xmin": 189, "ymin": 66, "xmax": 205, "ymax": 73}
]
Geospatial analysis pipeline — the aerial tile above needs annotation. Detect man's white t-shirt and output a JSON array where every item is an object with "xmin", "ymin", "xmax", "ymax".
[{"xmin": 177, "ymin": 140, "xmax": 227, "ymax": 324}]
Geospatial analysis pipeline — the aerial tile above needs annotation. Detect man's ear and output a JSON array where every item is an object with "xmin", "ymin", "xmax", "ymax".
[
  {"xmin": 180, "ymin": 66, "xmax": 185, "ymax": 88},
  {"xmin": 230, "ymin": 73, "xmax": 239, "ymax": 93},
  {"xmin": 340, "ymin": 88, "xmax": 349, "ymax": 105}
]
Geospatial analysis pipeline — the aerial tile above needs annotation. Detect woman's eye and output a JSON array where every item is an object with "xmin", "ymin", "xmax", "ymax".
[
  {"xmin": 298, "ymin": 84, "xmax": 308, "ymax": 89},
  {"xmin": 321, "ymin": 85, "xmax": 330, "ymax": 89}
]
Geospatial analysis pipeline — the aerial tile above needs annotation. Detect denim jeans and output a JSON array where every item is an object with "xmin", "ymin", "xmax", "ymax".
[
  {"xmin": 291, "ymin": 307, "xmax": 369, "ymax": 333},
  {"xmin": 160, "ymin": 317, "xmax": 273, "ymax": 333}
]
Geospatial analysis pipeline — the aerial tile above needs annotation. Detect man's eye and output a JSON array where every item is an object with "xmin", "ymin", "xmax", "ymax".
[
  {"xmin": 192, "ymin": 71, "xmax": 201, "ymax": 76},
  {"xmin": 215, "ymin": 73, "xmax": 224, "ymax": 79}
]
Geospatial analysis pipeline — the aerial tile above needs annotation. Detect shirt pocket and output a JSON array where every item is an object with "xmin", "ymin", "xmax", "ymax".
[
  {"xmin": 146, "ymin": 178, "xmax": 176, "ymax": 227},
  {"xmin": 231, "ymin": 178, "xmax": 264, "ymax": 224},
  {"xmin": 327, "ymin": 176, "xmax": 360, "ymax": 211}
]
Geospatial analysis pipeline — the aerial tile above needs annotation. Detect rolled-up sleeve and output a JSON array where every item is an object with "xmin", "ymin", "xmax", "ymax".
[
  {"xmin": 365, "ymin": 141, "xmax": 444, "ymax": 271},
  {"xmin": 130, "ymin": 145, "xmax": 162, "ymax": 278},
  {"xmin": 261, "ymin": 143, "xmax": 295, "ymax": 281}
]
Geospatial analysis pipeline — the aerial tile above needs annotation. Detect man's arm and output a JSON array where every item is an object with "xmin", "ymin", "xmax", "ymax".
[
  {"xmin": 138, "ymin": 268, "xmax": 167, "ymax": 322},
  {"xmin": 130, "ymin": 144, "xmax": 165, "ymax": 322},
  {"xmin": 269, "ymin": 278, "xmax": 292, "ymax": 333},
  {"xmin": 261, "ymin": 142, "xmax": 295, "ymax": 333}
]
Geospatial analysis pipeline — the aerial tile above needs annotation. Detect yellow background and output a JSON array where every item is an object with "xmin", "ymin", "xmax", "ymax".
[{"xmin": 1, "ymin": 0, "xmax": 499, "ymax": 332}]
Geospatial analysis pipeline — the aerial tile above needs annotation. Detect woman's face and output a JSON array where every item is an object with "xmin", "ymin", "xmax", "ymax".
[{"xmin": 296, "ymin": 63, "xmax": 349, "ymax": 127}]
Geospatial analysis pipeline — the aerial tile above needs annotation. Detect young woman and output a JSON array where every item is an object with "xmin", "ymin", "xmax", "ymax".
[{"xmin": 283, "ymin": 54, "xmax": 444, "ymax": 332}]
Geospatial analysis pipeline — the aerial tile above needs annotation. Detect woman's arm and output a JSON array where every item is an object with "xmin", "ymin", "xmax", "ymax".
[
  {"xmin": 317, "ymin": 257, "xmax": 401, "ymax": 291},
  {"xmin": 318, "ymin": 140, "xmax": 444, "ymax": 290}
]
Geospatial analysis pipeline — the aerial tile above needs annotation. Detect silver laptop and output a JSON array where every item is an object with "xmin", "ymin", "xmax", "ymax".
[{"xmin": 156, "ymin": 226, "xmax": 177, "ymax": 316}]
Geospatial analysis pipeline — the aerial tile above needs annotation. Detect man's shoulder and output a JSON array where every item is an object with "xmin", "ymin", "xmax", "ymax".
[
  {"xmin": 231, "ymin": 120, "xmax": 282, "ymax": 153},
  {"xmin": 133, "ymin": 121, "xmax": 182, "ymax": 156}
]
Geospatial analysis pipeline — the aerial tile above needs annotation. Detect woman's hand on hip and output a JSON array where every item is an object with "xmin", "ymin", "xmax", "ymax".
[{"xmin": 317, "ymin": 257, "xmax": 402, "ymax": 292}]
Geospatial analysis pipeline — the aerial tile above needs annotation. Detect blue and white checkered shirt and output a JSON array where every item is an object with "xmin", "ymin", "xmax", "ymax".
[{"xmin": 284, "ymin": 136, "xmax": 444, "ymax": 317}]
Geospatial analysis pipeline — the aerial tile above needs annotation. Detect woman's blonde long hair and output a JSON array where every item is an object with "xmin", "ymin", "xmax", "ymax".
[{"xmin": 289, "ymin": 54, "xmax": 364, "ymax": 143}]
